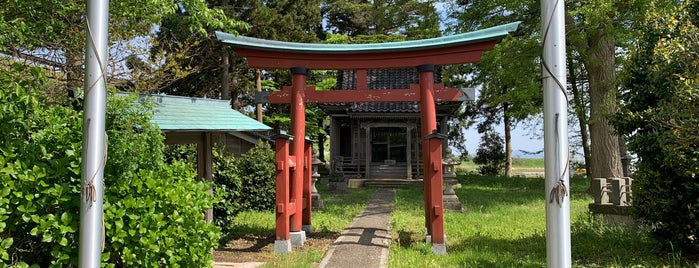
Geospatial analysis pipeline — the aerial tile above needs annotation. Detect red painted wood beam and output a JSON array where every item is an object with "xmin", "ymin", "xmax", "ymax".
[
  {"xmin": 265, "ymin": 84, "xmax": 463, "ymax": 104},
  {"xmin": 234, "ymin": 41, "xmax": 495, "ymax": 69},
  {"xmin": 290, "ymin": 67, "xmax": 307, "ymax": 233},
  {"xmin": 419, "ymin": 64, "xmax": 438, "ymax": 236},
  {"xmin": 274, "ymin": 135, "xmax": 292, "ymax": 241},
  {"xmin": 302, "ymin": 139, "xmax": 312, "ymax": 228},
  {"xmin": 425, "ymin": 132, "xmax": 447, "ymax": 245}
]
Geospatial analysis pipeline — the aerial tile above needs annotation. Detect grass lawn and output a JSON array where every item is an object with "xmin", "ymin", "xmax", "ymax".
[
  {"xmin": 215, "ymin": 184, "xmax": 376, "ymax": 267},
  {"xmin": 457, "ymin": 158, "xmax": 546, "ymax": 175},
  {"xmin": 389, "ymin": 174, "xmax": 693, "ymax": 267},
  {"xmin": 218, "ymin": 158, "xmax": 696, "ymax": 267}
]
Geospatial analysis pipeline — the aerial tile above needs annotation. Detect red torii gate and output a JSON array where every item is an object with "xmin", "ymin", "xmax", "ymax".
[{"xmin": 216, "ymin": 21, "xmax": 520, "ymax": 254}]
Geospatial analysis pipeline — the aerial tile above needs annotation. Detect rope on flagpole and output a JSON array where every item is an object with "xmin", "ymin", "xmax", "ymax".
[{"xmin": 541, "ymin": 0, "xmax": 569, "ymax": 206}]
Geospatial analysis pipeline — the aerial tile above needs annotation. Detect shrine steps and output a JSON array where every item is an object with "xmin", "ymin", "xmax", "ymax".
[
  {"xmin": 349, "ymin": 178, "xmax": 423, "ymax": 188},
  {"xmin": 369, "ymin": 163, "xmax": 410, "ymax": 179}
]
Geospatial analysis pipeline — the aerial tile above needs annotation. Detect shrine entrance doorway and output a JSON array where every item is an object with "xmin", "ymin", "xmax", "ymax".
[{"xmin": 372, "ymin": 127, "xmax": 407, "ymax": 163}]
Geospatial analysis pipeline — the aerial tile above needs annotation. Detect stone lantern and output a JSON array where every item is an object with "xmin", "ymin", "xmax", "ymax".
[
  {"xmin": 442, "ymin": 148, "xmax": 462, "ymax": 212},
  {"xmin": 311, "ymin": 149, "xmax": 324, "ymax": 210}
]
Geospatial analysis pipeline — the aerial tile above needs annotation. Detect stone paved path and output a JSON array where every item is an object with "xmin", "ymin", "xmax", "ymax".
[{"xmin": 318, "ymin": 188, "xmax": 395, "ymax": 268}]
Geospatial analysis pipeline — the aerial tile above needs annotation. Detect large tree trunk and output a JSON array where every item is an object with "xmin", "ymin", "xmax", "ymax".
[
  {"xmin": 221, "ymin": 47, "xmax": 230, "ymax": 100},
  {"xmin": 582, "ymin": 32, "xmax": 623, "ymax": 179},
  {"xmin": 568, "ymin": 56, "xmax": 592, "ymax": 179},
  {"xmin": 503, "ymin": 105, "xmax": 512, "ymax": 177},
  {"xmin": 65, "ymin": 13, "xmax": 87, "ymax": 92},
  {"xmin": 230, "ymin": 66, "xmax": 240, "ymax": 110},
  {"xmin": 318, "ymin": 118, "xmax": 326, "ymax": 162},
  {"xmin": 220, "ymin": 0, "xmax": 231, "ymax": 101},
  {"xmin": 256, "ymin": 69, "xmax": 263, "ymax": 122},
  {"xmin": 65, "ymin": 44, "xmax": 84, "ymax": 91}
]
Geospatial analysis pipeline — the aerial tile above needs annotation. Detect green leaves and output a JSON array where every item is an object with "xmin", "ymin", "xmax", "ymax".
[
  {"xmin": 0, "ymin": 70, "xmax": 219, "ymax": 266},
  {"xmin": 615, "ymin": 0, "xmax": 699, "ymax": 254},
  {"xmin": 104, "ymin": 165, "xmax": 218, "ymax": 267},
  {"xmin": 324, "ymin": 0, "xmax": 440, "ymax": 40},
  {"xmin": 0, "ymin": 67, "xmax": 82, "ymax": 266}
]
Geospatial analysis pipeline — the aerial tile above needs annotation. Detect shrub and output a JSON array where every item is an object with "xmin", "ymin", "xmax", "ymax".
[
  {"xmin": 1, "ymin": 64, "xmax": 83, "ymax": 266},
  {"xmin": 0, "ymin": 65, "xmax": 219, "ymax": 267},
  {"xmin": 235, "ymin": 142, "xmax": 276, "ymax": 211},
  {"xmin": 211, "ymin": 147, "xmax": 242, "ymax": 234},
  {"xmin": 164, "ymin": 142, "xmax": 276, "ymax": 237},
  {"xmin": 473, "ymin": 129, "xmax": 506, "ymax": 176},
  {"xmin": 103, "ymin": 95, "xmax": 219, "ymax": 267},
  {"xmin": 614, "ymin": 2, "xmax": 699, "ymax": 254}
]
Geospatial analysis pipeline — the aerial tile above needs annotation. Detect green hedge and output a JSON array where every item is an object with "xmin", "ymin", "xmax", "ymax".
[
  {"xmin": 166, "ymin": 142, "xmax": 277, "ymax": 237},
  {"xmin": 234, "ymin": 142, "xmax": 276, "ymax": 212},
  {"xmin": 0, "ymin": 65, "xmax": 219, "ymax": 267}
]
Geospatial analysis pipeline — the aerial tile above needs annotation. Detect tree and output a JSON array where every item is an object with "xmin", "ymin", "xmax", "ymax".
[
  {"xmin": 450, "ymin": 0, "xmax": 649, "ymax": 180},
  {"xmin": 0, "ymin": 66, "xmax": 219, "ymax": 266},
  {"xmin": 448, "ymin": 1, "xmax": 542, "ymax": 177},
  {"xmin": 567, "ymin": 52, "xmax": 593, "ymax": 179},
  {"xmin": 565, "ymin": 0, "xmax": 649, "ymax": 179},
  {"xmin": 0, "ymin": 0, "xmax": 244, "ymax": 94},
  {"xmin": 324, "ymin": 0, "xmax": 441, "ymax": 40},
  {"xmin": 614, "ymin": 0, "xmax": 698, "ymax": 253},
  {"xmin": 148, "ymin": 0, "xmax": 321, "ymax": 101},
  {"xmin": 473, "ymin": 124, "xmax": 506, "ymax": 176}
]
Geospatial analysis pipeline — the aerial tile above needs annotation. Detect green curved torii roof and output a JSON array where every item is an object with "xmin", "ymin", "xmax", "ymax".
[
  {"xmin": 215, "ymin": 22, "xmax": 521, "ymax": 69},
  {"xmin": 215, "ymin": 22, "xmax": 520, "ymax": 54}
]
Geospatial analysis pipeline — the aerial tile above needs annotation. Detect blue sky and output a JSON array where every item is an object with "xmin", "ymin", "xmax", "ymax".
[{"xmin": 460, "ymin": 123, "xmax": 545, "ymax": 159}]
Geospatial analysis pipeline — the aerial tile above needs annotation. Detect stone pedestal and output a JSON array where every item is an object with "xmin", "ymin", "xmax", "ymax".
[
  {"xmin": 328, "ymin": 175, "xmax": 347, "ymax": 192},
  {"xmin": 290, "ymin": 231, "xmax": 306, "ymax": 246},
  {"xmin": 443, "ymin": 178, "xmax": 462, "ymax": 212},
  {"xmin": 274, "ymin": 240, "xmax": 291, "ymax": 253},
  {"xmin": 589, "ymin": 177, "xmax": 635, "ymax": 225},
  {"xmin": 426, "ymin": 234, "xmax": 447, "ymax": 254},
  {"xmin": 431, "ymin": 244, "xmax": 447, "ymax": 255}
]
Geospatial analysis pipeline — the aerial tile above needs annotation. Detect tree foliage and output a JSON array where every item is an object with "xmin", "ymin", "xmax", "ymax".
[
  {"xmin": 565, "ymin": 0, "xmax": 650, "ymax": 179},
  {"xmin": 448, "ymin": 1, "xmax": 542, "ymax": 176},
  {"xmin": 234, "ymin": 142, "xmax": 276, "ymax": 211},
  {"xmin": 146, "ymin": 0, "xmax": 320, "ymax": 98},
  {"xmin": 472, "ymin": 125, "xmax": 506, "ymax": 176},
  {"xmin": 324, "ymin": 0, "xmax": 440, "ymax": 40},
  {"xmin": 165, "ymin": 141, "xmax": 276, "ymax": 239},
  {"xmin": 0, "ymin": 0, "xmax": 245, "ymax": 93},
  {"xmin": 449, "ymin": 0, "xmax": 651, "ymax": 179},
  {"xmin": 614, "ymin": 0, "xmax": 699, "ymax": 253},
  {"xmin": 0, "ymin": 66, "xmax": 219, "ymax": 266}
]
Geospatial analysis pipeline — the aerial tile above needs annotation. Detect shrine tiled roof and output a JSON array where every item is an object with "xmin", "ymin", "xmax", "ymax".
[
  {"xmin": 336, "ymin": 68, "xmax": 442, "ymax": 90},
  {"xmin": 320, "ymin": 101, "xmax": 463, "ymax": 115},
  {"xmin": 349, "ymin": 102, "xmax": 420, "ymax": 113}
]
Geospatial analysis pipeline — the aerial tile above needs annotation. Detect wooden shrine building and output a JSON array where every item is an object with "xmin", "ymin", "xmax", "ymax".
[
  {"xmin": 216, "ymin": 21, "xmax": 520, "ymax": 254},
  {"xmin": 321, "ymin": 68, "xmax": 475, "ymax": 182}
]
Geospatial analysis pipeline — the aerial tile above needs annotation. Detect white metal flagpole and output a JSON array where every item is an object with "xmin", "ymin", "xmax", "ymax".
[
  {"xmin": 541, "ymin": 0, "xmax": 571, "ymax": 267},
  {"xmin": 79, "ymin": 0, "xmax": 110, "ymax": 266}
]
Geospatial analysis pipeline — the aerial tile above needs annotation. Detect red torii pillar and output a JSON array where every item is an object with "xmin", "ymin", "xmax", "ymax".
[
  {"xmin": 418, "ymin": 64, "xmax": 446, "ymax": 254},
  {"xmin": 273, "ymin": 67, "xmax": 312, "ymax": 253},
  {"xmin": 273, "ymin": 134, "xmax": 292, "ymax": 253},
  {"xmin": 302, "ymin": 138, "xmax": 313, "ymax": 233},
  {"xmin": 289, "ymin": 67, "xmax": 308, "ymax": 247}
]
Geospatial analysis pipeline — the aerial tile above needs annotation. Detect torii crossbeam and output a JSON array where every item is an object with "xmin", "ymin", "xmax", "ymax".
[{"xmin": 217, "ymin": 21, "xmax": 520, "ymax": 254}]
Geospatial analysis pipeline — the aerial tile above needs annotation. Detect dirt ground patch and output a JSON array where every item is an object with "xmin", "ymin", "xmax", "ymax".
[{"xmin": 213, "ymin": 232, "xmax": 338, "ymax": 263}]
